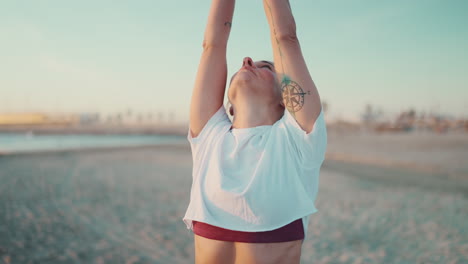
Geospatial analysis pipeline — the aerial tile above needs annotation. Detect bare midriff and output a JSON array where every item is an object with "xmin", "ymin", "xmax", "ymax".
[
  {"xmin": 192, "ymin": 219, "xmax": 304, "ymax": 264},
  {"xmin": 194, "ymin": 234, "xmax": 303, "ymax": 264}
]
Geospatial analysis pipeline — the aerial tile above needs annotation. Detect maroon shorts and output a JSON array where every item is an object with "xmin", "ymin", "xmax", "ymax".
[{"xmin": 192, "ymin": 219, "xmax": 304, "ymax": 243}]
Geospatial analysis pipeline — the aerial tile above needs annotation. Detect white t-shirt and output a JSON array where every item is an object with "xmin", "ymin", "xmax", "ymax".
[{"xmin": 183, "ymin": 105, "xmax": 327, "ymax": 240}]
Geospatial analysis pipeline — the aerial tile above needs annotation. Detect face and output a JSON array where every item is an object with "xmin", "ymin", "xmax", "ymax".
[{"xmin": 228, "ymin": 57, "xmax": 281, "ymax": 104}]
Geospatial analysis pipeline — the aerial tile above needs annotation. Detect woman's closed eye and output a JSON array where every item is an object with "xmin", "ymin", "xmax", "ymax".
[{"xmin": 261, "ymin": 65, "xmax": 273, "ymax": 71}]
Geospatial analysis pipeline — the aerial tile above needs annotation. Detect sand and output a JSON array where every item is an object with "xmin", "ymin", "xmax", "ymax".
[
  {"xmin": 326, "ymin": 131, "xmax": 468, "ymax": 175},
  {"xmin": 0, "ymin": 134, "xmax": 467, "ymax": 263}
]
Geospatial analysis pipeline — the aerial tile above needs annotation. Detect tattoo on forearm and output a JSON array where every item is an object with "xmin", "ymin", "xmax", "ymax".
[
  {"xmin": 224, "ymin": 21, "xmax": 232, "ymax": 28},
  {"xmin": 282, "ymin": 79, "xmax": 307, "ymax": 115}
]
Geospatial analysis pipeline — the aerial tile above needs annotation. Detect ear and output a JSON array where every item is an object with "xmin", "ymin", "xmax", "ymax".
[{"xmin": 229, "ymin": 106, "xmax": 234, "ymax": 116}]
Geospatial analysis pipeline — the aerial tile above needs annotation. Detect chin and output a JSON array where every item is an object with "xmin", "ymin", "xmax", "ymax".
[{"xmin": 234, "ymin": 73, "xmax": 253, "ymax": 83}]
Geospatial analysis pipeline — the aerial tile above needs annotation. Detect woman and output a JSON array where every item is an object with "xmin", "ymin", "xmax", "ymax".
[{"xmin": 183, "ymin": 0, "xmax": 327, "ymax": 263}]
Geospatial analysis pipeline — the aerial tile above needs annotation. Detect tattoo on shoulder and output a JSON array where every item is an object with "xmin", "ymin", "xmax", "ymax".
[
  {"xmin": 281, "ymin": 78, "xmax": 307, "ymax": 115},
  {"xmin": 224, "ymin": 21, "xmax": 232, "ymax": 28}
]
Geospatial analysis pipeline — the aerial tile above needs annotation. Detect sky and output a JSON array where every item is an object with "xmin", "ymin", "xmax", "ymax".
[{"xmin": 0, "ymin": 0, "xmax": 467, "ymax": 123}]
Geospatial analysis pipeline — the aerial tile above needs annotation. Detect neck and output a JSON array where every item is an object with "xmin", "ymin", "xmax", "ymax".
[{"xmin": 231, "ymin": 101, "xmax": 283, "ymax": 129}]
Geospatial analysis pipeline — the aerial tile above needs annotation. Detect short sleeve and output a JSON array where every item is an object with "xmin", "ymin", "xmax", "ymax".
[
  {"xmin": 187, "ymin": 105, "xmax": 231, "ymax": 146},
  {"xmin": 282, "ymin": 109, "xmax": 328, "ymax": 167}
]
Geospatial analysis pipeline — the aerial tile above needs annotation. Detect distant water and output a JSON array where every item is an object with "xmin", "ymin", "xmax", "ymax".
[{"xmin": 0, "ymin": 133, "xmax": 186, "ymax": 154}]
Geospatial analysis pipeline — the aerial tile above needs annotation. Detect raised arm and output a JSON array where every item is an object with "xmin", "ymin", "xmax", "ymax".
[
  {"xmin": 189, "ymin": 0, "xmax": 235, "ymax": 138},
  {"xmin": 263, "ymin": 0, "xmax": 322, "ymax": 133}
]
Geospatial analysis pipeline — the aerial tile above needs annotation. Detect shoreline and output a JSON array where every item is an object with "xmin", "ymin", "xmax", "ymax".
[
  {"xmin": 1, "ymin": 124, "xmax": 466, "ymax": 136},
  {"xmin": 0, "ymin": 124, "xmax": 188, "ymax": 136},
  {"xmin": 2, "ymin": 131, "xmax": 467, "ymax": 178},
  {"xmin": 0, "ymin": 142, "xmax": 190, "ymax": 157},
  {"xmin": 1, "ymin": 142, "xmax": 465, "ymax": 180}
]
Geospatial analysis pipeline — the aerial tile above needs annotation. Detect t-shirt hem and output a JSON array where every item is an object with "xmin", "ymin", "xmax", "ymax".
[{"xmin": 183, "ymin": 209, "xmax": 318, "ymax": 233}]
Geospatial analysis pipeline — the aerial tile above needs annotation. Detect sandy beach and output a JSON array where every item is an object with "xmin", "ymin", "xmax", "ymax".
[{"xmin": 0, "ymin": 133, "xmax": 467, "ymax": 263}]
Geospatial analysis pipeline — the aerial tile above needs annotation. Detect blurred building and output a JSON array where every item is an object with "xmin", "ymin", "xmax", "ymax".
[
  {"xmin": 0, "ymin": 113, "xmax": 76, "ymax": 126},
  {"xmin": 78, "ymin": 113, "xmax": 100, "ymax": 125},
  {"xmin": 363, "ymin": 107, "xmax": 468, "ymax": 134}
]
